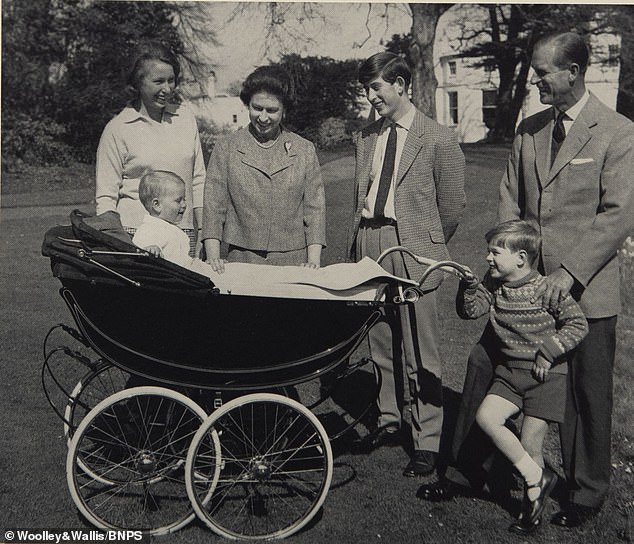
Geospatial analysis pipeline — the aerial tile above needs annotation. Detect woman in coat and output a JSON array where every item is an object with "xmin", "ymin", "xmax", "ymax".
[{"xmin": 202, "ymin": 66, "xmax": 326, "ymax": 272}]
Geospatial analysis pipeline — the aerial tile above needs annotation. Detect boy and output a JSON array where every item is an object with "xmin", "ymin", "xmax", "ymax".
[
  {"xmin": 133, "ymin": 170, "xmax": 193, "ymax": 269},
  {"xmin": 458, "ymin": 220, "xmax": 588, "ymax": 534}
]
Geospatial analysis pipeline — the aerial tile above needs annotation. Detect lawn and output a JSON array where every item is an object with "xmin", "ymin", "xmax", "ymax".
[{"xmin": 0, "ymin": 144, "xmax": 632, "ymax": 543}]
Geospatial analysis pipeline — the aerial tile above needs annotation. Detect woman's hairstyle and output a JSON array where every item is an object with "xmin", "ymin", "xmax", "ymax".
[
  {"xmin": 125, "ymin": 41, "xmax": 180, "ymax": 93},
  {"xmin": 239, "ymin": 65, "xmax": 294, "ymax": 109},
  {"xmin": 358, "ymin": 52, "xmax": 412, "ymax": 88},
  {"xmin": 138, "ymin": 170, "xmax": 185, "ymax": 211},
  {"xmin": 485, "ymin": 220, "xmax": 542, "ymax": 265}
]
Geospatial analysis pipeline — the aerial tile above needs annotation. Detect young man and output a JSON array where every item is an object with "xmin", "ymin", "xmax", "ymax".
[
  {"xmin": 348, "ymin": 52, "xmax": 465, "ymax": 477},
  {"xmin": 420, "ymin": 32, "xmax": 634, "ymax": 528}
]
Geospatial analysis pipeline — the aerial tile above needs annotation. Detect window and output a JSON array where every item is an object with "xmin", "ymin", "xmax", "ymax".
[
  {"xmin": 608, "ymin": 44, "xmax": 620, "ymax": 67},
  {"xmin": 482, "ymin": 90, "xmax": 497, "ymax": 128},
  {"xmin": 448, "ymin": 61, "xmax": 457, "ymax": 77},
  {"xmin": 448, "ymin": 91, "xmax": 458, "ymax": 125}
]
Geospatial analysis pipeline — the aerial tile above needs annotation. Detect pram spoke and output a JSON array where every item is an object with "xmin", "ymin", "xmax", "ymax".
[
  {"xmin": 67, "ymin": 387, "xmax": 207, "ymax": 535},
  {"xmin": 186, "ymin": 393, "xmax": 332, "ymax": 540}
]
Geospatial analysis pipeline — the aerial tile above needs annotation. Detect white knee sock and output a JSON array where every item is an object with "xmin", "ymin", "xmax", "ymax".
[{"xmin": 514, "ymin": 453, "xmax": 543, "ymax": 501}]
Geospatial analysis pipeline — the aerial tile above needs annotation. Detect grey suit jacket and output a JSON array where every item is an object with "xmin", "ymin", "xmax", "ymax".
[
  {"xmin": 498, "ymin": 94, "xmax": 634, "ymax": 318},
  {"xmin": 348, "ymin": 109, "xmax": 466, "ymax": 289},
  {"xmin": 202, "ymin": 127, "xmax": 326, "ymax": 252}
]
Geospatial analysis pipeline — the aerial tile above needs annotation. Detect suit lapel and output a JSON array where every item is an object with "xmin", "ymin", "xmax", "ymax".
[
  {"xmin": 236, "ymin": 128, "xmax": 295, "ymax": 178},
  {"xmin": 396, "ymin": 110, "xmax": 424, "ymax": 187},
  {"xmin": 358, "ymin": 122, "xmax": 380, "ymax": 199},
  {"xmin": 546, "ymin": 98, "xmax": 597, "ymax": 186},
  {"xmin": 533, "ymin": 114, "xmax": 552, "ymax": 188}
]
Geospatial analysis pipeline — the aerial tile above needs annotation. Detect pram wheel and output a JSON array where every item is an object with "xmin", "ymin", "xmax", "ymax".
[
  {"xmin": 67, "ymin": 386, "xmax": 208, "ymax": 535},
  {"xmin": 186, "ymin": 393, "xmax": 333, "ymax": 540},
  {"xmin": 64, "ymin": 362, "xmax": 129, "ymax": 441}
]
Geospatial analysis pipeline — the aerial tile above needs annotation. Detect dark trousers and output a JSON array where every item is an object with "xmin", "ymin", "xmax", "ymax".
[
  {"xmin": 444, "ymin": 324, "xmax": 514, "ymax": 492},
  {"xmin": 561, "ymin": 316, "xmax": 616, "ymax": 508}
]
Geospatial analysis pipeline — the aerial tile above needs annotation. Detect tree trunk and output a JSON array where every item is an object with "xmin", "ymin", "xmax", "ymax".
[
  {"xmin": 408, "ymin": 3, "xmax": 452, "ymax": 120},
  {"xmin": 615, "ymin": 8, "xmax": 634, "ymax": 121}
]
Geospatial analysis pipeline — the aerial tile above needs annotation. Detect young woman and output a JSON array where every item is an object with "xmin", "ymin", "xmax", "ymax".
[{"xmin": 95, "ymin": 41, "xmax": 205, "ymax": 255}]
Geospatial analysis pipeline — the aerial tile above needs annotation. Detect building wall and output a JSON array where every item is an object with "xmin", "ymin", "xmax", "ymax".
[{"xmin": 435, "ymin": 32, "xmax": 621, "ymax": 143}]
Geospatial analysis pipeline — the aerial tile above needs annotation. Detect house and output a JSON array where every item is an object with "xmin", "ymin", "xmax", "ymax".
[
  {"xmin": 435, "ymin": 34, "xmax": 621, "ymax": 143},
  {"xmin": 180, "ymin": 70, "xmax": 249, "ymax": 130}
]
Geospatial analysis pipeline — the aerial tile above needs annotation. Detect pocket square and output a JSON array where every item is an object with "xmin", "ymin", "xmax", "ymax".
[{"xmin": 570, "ymin": 158, "xmax": 595, "ymax": 165}]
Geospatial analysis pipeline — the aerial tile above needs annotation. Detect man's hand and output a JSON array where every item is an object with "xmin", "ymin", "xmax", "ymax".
[
  {"xmin": 532, "ymin": 354, "xmax": 552, "ymax": 383},
  {"xmin": 531, "ymin": 268, "xmax": 574, "ymax": 310}
]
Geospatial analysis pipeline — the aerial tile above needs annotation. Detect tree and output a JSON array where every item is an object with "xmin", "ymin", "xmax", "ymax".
[
  {"xmin": 224, "ymin": 2, "xmax": 452, "ymax": 121},
  {"xmin": 272, "ymin": 54, "xmax": 364, "ymax": 129},
  {"xmin": 2, "ymin": 0, "xmax": 216, "ymax": 164},
  {"xmin": 452, "ymin": 4, "xmax": 615, "ymax": 141},
  {"xmin": 408, "ymin": 4, "xmax": 453, "ymax": 119},
  {"xmin": 609, "ymin": 6, "xmax": 634, "ymax": 121}
]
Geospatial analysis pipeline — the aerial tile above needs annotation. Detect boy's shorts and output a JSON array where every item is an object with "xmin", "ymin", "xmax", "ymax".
[{"xmin": 489, "ymin": 365, "xmax": 567, "ymax": 423}]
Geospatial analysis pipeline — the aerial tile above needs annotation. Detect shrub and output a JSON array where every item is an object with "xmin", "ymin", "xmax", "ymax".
[
  {"xmin": 2, "ymin": 112, "xmax": 75, "ymax": 169},
  {"xmin": 314, "ymin": 117, "xmax": 350, "ymax": 149},
  {"xmin": 196, "ymin": 116, "xmax": 236, "ymax": 166}
]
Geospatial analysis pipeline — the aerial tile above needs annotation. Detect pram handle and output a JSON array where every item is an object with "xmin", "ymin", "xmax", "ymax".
[{"xmin": 376, "ymin": 246, "xmax": 475, "ymax": 287}]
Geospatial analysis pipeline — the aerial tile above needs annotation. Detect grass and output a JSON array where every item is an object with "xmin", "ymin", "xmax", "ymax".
[{"xmin": 0, "ymin": 144, "xmax": 632, "ymax": 543}]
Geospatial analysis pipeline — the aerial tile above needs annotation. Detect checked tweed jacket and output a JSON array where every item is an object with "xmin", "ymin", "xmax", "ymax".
[{"xmin": 348, "ymin": 108, "xmax": 466, "ymax": 289}]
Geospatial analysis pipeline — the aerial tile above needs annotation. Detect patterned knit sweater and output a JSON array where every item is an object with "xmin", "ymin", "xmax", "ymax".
[{"xmin": 457, "ymin": 270, "xmax": 588, "ymax": 373}]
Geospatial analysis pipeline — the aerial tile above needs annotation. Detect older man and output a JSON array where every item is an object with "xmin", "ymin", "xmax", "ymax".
[
  {"xmin": 348, "ymin": 52, "xmax": 465, "ymax": 477},
  {"xmin": 419, "ymin": 32, "xmax": 634, "ymax": 529}
]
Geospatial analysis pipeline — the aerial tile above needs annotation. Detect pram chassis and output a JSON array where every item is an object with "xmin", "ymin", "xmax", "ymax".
[{"xmin": 41, "ymin": 212, "xmax": 471, "ymax": 539}]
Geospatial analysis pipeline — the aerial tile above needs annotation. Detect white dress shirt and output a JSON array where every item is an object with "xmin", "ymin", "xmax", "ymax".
[
  {"xmin": 362, "ymin": 105, "xmax": 416, "ymax": 220},
  {"xmin": 558, "ymin": 89, "xmax": 590, "ymax": 136}
]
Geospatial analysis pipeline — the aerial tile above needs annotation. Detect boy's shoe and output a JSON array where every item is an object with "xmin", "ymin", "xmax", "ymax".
[{"xmin": 525, "ymin": 467, "xmax": 558, "ymax": 526}]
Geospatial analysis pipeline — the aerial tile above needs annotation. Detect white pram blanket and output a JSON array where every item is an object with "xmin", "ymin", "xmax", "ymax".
[{"xmin": 188, "ymin": 257, "xmax": 417, "ymax": 301}]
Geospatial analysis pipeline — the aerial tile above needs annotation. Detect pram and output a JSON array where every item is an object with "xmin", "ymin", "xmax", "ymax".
[{"xmin": 41, "ymin": 210, "xmax": 471, "ymax": 540}]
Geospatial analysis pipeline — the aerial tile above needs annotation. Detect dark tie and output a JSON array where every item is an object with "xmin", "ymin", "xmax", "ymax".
[
  {"xmin": 374, "ymin": 124, "xmax": 397, "ymax": 218},
  {"xmin": 551, "ymin": 110, "xmax": 567, "ymax": 164}
]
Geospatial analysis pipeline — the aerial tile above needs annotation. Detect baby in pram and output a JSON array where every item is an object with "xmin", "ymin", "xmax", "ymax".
[{"xmin": 132, "ymin": 170, "xmax": 416, "ymax": 301}]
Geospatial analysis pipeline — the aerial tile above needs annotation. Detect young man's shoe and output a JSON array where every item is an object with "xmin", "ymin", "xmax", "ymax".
[
  {"xmin": 350, "ymin": 425, "xmax": 400, "ymax": 454},
  {"xmin": 403, "ymin": 450, "xmax": 437, "ymax": 477}
]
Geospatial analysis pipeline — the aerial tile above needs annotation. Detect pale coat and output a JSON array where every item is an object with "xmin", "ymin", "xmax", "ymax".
[
  {"xmin": 498, "ymin": 94, "xmax": 634, "ymax": 318},
  {"xmin": 202, "ymin": 127, "xmax": 326, "ymax": 252},
  {"xmin": 348, "ymin": 109, "xmax": 466, "ymax": 289}
]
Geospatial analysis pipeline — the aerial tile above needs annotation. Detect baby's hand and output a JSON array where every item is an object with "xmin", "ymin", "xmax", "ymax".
[
  {"xmin": 532, "ymin": 354, "xmax": 552, "ymax": 383},
  {"xmin": 144, "ymin": 245, "xmax": 162, "ymax": 258}
]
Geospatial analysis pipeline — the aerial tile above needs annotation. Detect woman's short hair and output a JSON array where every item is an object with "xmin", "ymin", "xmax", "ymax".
[
  {"xmin": 239, "ymin": 65, "xmax": 294, "ymax": 109},
  {"xmin": 138, "ymin": 170, "xmax": 185, "ymax": 211},
  {"xmin": 358, "ymin": 52, "xmax": 411, "ymax": 88},
  {"xmin": 485, "ymin": 220, "xmax": 541, "ymax": 265},
  {"xmin": 126, "ymin": 41, "xmax": 181, "ymax": 93}
]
